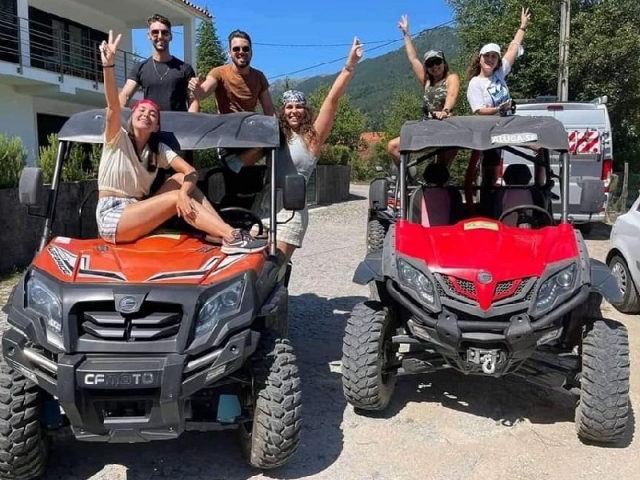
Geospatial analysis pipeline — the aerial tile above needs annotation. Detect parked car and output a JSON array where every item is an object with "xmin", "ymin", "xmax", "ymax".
[
  {"xmin": 500, "ymin": 95, "xmax": 613, "ymax": 234},
  {"xmin": 607, "ymin": 193, "xmax": 640, "ymax": 313}
]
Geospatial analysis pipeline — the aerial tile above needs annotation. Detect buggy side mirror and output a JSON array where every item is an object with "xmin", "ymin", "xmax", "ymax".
[
  {"xmin": 369, "ymin": 177, "xmax": 389, "ymax": 211},
  {"xmin": 18, "ymin": 167, "xmax": 43, "ymax": 207},
  {"xmin": 579, "ymin": 178, "xmax": 606, "ymax": 213},
  {"xmin": 282, "ymin": 174, "xmax": 306, "ymax": 211}
]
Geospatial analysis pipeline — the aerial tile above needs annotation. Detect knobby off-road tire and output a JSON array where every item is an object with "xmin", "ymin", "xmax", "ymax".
[
  {"xmin": 341, "ymin": 301, "xmax": 398, "ymax": 412},
  {"xmin": 240, "ymin": 330, "xmax": 302, "ymax": 469},
  {"xmin": 366, "ymin": 219, "xmax": 386, "ymax": 253},
  {"xmin": 608, "ymin": 254, "xmax": 640, "ymax": 314},
  {"xmin": 0, "ymin": 349, "xmax": 48, "ymax": 480},
  {"xmin": 575, "ymin": 318, "xmax": 630, "ymax": 444}
]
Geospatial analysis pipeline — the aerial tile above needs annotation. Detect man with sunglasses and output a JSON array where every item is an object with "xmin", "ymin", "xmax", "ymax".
[
  {"xmin": 119, "ymin": 13, "xmax": 198, "ymax": 191},
  {"xmin": 189, "ymin": 29, "xmax": 275, "ymax": 172},
  {"xmin": 189, "ymin": 29, "xmax": 274, "ymax": 116},
  {"xmin": 119, "ymin": 14, "xmax": 198, "ymax": 115}
]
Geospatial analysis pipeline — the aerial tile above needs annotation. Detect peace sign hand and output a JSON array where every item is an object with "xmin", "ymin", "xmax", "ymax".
[
  {"xmin": 100, "ymin": 30, "xmax": 122, "ymax": 67},
  {"xmin": 398, "ymin": 15, "xmax": 410, "ymax": 35}
]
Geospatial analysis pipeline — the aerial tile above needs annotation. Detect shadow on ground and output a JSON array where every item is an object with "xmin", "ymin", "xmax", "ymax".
[{"xmin": 44, "ymin": 293, "xmax": 366, "ymax": 480}]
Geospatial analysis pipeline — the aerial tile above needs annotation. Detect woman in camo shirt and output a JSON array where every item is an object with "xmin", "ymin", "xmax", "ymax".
[{"xmin": 387, "ymin": 14, "xmax": 460, "ymax": 166}]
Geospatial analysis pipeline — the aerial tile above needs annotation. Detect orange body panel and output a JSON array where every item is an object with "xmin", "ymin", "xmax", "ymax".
[{"xmin": 33, "ymin": 232, "xmax": 266, "ymax": 285}]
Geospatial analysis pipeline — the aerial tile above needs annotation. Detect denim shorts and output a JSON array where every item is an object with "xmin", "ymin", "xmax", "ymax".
[{"xmin": 96, "ymin": 196, "xmax": 138, "ymax": 243}]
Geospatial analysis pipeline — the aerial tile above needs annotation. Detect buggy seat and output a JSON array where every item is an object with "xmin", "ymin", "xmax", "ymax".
[
  {"xmin": 409, "ymin": 163, "xmax": 464, "ymax": 227},
  {"xmin": 493, "ymin": 164, "xmax": 546, "ymax": 226}
]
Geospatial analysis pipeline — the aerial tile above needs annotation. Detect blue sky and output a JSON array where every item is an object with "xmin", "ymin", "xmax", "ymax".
[{"xmin": 132, "ymin": 0, "xmax": 454, "ymax": 81}]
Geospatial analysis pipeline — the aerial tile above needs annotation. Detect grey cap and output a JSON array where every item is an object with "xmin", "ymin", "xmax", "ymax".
[{"xmin": 423, "ymin": 50, "xmax": 445, "ymax": 62}]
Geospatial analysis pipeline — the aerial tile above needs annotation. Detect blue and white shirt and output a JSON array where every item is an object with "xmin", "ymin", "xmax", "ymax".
[{"xmin": 467, "ymin": 59, "xmax": 512, "ymax": 112}]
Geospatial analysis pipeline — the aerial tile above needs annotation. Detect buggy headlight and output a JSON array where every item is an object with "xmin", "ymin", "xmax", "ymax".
[
  {"xmin": 26, "ymin": 277, "xmax": 62, "ymax": 336},
  {"xmin": 534, "ymin": 264, "xmax": 577, "ymax": 314},
  {"xmin": 195, "ymin": 279, "xmax": 246, "ymax": 338},
  {"xmin": 397, "ymin": 258, "xmax": 436, "ymax": 306}
]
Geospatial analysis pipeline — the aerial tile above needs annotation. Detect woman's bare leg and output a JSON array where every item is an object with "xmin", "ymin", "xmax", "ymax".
[
  {"xmin": 115, "ymin": 173, "xmax": 235, "ymax": 243},
  {"xmin": 387, "ymin": 137, "xmax": 400, "ymax": 165}
]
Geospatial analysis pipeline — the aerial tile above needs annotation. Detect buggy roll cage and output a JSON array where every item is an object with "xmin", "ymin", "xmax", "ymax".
[
  {"xmin": 395, "ymin": 115, "xmax": 573, "ymax": 224},
  {"xmin": 27, "ymin": 109, "xmax": 288, "ymax": 258}
]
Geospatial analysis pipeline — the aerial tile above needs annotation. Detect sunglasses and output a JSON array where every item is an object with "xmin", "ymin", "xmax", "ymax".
[
  {"xmin": 425, "ymin": 58, "xmax": 443, "ymax": 68},
  {"xmin": 232, "ymin": 46, "xmax": 251, "ymax": 53},
  {"xmin": 151, "ymin": 29, "xmax": 170, "ymax": 37}
]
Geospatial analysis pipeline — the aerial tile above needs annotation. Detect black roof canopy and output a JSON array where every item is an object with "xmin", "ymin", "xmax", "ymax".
[
  {"xmin": 399, "ymin": 115, "xmax": 570, "ymax": 153},
  {"xmin": 57, "ymin": 109, "xmax": 280, "ymax": 150}
]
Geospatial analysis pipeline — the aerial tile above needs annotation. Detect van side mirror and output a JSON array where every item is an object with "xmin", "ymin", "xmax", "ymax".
[
  {"xmin": 282, "ymin": 174, "xmax": 306, "ymax": 211},
  {"xmin": 369, "ymin": 177, "xmax": 389, "ymax": 211},
  {"xmin": 579, "ymin": 178, "xmax": 606, "ymax": 214},
  {"xmin": 19, "ymin": 167, "xmax": 43, "ymax": 206}
]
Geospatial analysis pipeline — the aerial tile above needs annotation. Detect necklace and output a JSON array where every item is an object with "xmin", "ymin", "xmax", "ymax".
[{"xmin": 152, "ymin": 59, "xmax": 170, "ymax": 81}]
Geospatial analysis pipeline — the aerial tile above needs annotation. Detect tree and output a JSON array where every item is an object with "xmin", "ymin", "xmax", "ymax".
[
  {"xmin": 195, "ymin": 15, "xmax": 227, "ymax": 114},
  {"xmin": 308, "ymin": 83, "xmax": 368, "ymax": 151},
  {"xmin": 569, "ymin": 0, "xmax": 640, "ymax": 162},
  {"xmin": 382, "ymin": 88, "xmax": 423, "ymax": 139}
]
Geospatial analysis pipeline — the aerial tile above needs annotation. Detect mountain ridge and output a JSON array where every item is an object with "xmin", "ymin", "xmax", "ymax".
[{"xmin": 269, "ymin": 26, "xmax": 459, "ymax": 129}]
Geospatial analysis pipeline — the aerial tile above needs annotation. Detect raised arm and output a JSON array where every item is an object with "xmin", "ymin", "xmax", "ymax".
[
  {"xmin": 100, "ymin": 30, "xmax": 123, "ymax": 143},
  {"xmin": 311, "ymin": 37, "xmax": 363, "ymax": 152},
  {"xmin": 503, "ymin": 7, "xmax": 530, "ymax": 67},
  {"xmin": 398, "ymin": 15, "xmax": 425, "ymax": 85}
]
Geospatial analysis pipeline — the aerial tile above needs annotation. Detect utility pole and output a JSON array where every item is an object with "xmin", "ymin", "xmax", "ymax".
[{"xmin": 557, "ymin": 0, "xmax": 571, "ymax": 101}]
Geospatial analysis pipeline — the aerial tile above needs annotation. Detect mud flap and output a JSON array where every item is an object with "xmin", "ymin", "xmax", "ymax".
[
  {"xmin": 590, "ymin": 258, "xmax": 623, "ymax": 305},
  {"xmin": 352, "ymin": 250, "xmax": 383, "ymax": 285}
]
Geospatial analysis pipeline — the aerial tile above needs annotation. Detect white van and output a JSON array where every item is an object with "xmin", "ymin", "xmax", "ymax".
[{"xmin": 499, "ymin": 95, "xmax": 613, "ymax": 233}]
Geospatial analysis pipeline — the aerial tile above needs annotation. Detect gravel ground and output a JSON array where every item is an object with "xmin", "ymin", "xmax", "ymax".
[{"xmin": 0, "ymin": 184, "xmax": 638, "ymax": 480}]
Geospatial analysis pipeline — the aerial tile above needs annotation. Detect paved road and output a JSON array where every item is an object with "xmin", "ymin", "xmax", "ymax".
[{"xmin": 1, "ymin": 184, "xmax": 638, "ymax": 480}]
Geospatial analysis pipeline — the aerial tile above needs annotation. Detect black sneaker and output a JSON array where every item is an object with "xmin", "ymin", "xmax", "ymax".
[{"xmin": 221, "ymin": 229, "xmax": 268, "ymax": 254}]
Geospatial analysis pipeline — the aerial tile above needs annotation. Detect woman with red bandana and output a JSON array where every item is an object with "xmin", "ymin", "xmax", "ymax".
[{"xmin": 95, "ymin": 31, "xmax": 266, "ymax": 254}]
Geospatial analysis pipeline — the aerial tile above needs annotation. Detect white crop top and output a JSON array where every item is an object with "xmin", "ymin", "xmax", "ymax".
[{"xmin": 97, "ymin": 127, "xmax": 178, "ymax": 198}]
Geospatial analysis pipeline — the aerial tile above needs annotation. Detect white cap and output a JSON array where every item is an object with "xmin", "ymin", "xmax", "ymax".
[{"xmin": 479, "ymin": 43, "xmax": 501, "ymax": 57}]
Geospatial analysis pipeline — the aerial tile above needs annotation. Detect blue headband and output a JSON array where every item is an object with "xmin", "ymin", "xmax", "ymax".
[{"xmin": 281, "ymin": 89, "xmax": 307, "ymax": 105}]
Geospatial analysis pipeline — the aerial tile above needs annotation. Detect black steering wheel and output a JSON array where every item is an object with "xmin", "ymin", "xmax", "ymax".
[
  {"xmin": 498, "ymin": 205, "xmax": 553, "ymax": 228},
  {"xmin": 219, "ymin": 207, "xmax": 265, "ymax": 236}
]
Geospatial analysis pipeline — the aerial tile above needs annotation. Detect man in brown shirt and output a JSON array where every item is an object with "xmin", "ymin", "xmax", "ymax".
[
  {"xmin": 189, "ymin": 29, "xmax": 275, "ymax": 116},
  {"xmin": 189, "ymin": 30, "xmax": 275, "ymax": 172}
]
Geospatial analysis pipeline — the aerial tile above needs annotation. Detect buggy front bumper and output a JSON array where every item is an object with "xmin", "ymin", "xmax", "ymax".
[
  {"xmin": 387, "ymin": 279, "xmax": 590, "ymax": 374},
  {"xmin": 1, "ymin": 327, "xmax": 259, "ymax": 442}
]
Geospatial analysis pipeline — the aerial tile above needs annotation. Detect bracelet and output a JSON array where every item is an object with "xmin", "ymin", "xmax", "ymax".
[
  {"xmin": 518, "ymin": 26, "xmax": 527, "ymax": 32},
  {"xmin": 344, "ymin": 64, "xmax": 355, "ymax": 72},
  {"xmin": 102, "ymin": 64, "xmax": 115, "ymax": 68}
]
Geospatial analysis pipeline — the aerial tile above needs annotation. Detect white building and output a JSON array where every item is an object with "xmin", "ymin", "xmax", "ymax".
[{"xmin": 0, "ymin": 0, "xmax": 211, "ymax": 163}]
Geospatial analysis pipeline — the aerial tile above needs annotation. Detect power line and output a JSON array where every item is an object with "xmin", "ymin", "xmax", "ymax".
[
  {"xmin": 253, "ymin": 39, "xmax": 396, "ymax": 47},
  {"xmin": 267, "ymin": 20, "xmax": 455, "ymax": 81}
]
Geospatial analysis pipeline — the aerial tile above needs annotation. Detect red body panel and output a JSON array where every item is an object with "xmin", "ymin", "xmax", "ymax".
[
  {"xmin": 395, "ymin": 218, "xmax": 579, "ymax": 310},
  {"xmin": 33, "ymin": 232, "xmax": 265, "ymax": 285}
]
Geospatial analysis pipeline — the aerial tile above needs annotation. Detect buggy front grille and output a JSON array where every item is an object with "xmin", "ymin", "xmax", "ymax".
[{"xmin": 77, "ymin": 301, "xmax": 183, "ymax": 341}]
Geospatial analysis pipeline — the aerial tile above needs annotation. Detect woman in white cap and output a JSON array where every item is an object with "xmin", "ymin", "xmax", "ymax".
[
  {"xmin": 387, "ymin": 14, "xmax": 460, "ymax": 165},
  {"xmin": 466, "ymin": 7, "xmax": 531, "ymax": 115}
]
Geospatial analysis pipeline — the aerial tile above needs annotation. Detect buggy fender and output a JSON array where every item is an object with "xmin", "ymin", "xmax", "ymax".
[
  {"xmin": 352, "ymin": 250, "xmax": 383, "ymax": 285},
  {"xmin": 590, "ymin": 258, "xmax": 623, "ymax": 305}
]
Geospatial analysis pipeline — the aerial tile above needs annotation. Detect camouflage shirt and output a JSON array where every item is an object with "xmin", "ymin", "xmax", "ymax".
[{"xmin": 423, "ymin": 77, "xmax": 449, "ymax": 117}]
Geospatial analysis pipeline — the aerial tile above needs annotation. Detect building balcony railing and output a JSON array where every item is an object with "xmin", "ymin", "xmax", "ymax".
[{"xmin": 0, "ymin": 11, "xmax": 143, "ymax": 89}]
